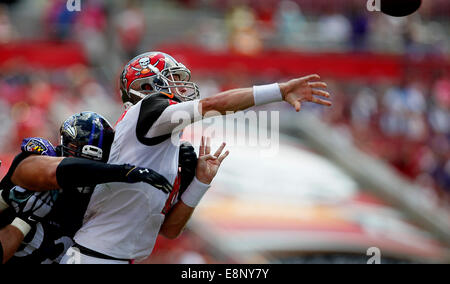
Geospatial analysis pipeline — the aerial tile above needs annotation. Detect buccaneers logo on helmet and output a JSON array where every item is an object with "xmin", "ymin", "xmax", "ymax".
[{"xmin": 129, "ymin": 54, "xmax": 166, "ymax": 77}]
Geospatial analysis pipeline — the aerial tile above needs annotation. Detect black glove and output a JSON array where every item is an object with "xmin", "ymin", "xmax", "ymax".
[
  {"xmin": 3, "ymin": 187, "xmax": 57, "ymax": 227},
  {"xmin": 179, "ymin": 141, "xmax": 198, "ymax": 195},
  {"xmin": 124, "ymin": 165, "xmax": 173, "ymax": 194}
]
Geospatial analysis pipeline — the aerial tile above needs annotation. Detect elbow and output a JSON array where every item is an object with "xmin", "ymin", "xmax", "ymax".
[
  {"xmin": 47, "ymin": 167, "xmax": 58, "ymax": 189},
  {"xmin": 199, "ymin": 97, "xmax": 215, "ymax": 115},
  {"xmin": 162, "ymin": 231, "xmax": 182, "ymax": 240},
  {"xmin": 47, "ymin": 157, "xmax": 63, "ymax": 189},
  {"xmin": 164, "ymin": 233, "xmax": 180, "ymax": 240},
  {"xmin": 200, "ymin": 97, "xmax": 227, "ymax": 116},
  {"xmin": 160, "ymin": 227, "xmax": 183, "ymax": 240}
]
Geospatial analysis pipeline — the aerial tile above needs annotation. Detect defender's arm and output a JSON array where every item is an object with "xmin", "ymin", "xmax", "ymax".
[
  {"xmin": 10, "ymin": 156, "xmax": 172, "ymax": 193},
  {"xmin": 11, "ymin": 155, "xmax": 63, "ymax": 192}
]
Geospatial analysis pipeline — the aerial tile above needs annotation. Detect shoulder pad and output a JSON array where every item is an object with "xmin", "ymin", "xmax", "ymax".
[{"xmin": 21, "ymin": 138, "xmax": 57, "ymax": 157}]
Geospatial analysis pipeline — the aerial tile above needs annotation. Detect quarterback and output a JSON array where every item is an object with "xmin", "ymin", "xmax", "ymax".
[{"xmin": 62, "ymin": 51, "xmax": 331, "ymax": 263}]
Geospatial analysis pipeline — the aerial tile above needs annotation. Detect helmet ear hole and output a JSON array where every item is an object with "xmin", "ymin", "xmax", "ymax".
[{"xmin": 141, "ymin": 83, "xmax": 153, "ymax": 91}]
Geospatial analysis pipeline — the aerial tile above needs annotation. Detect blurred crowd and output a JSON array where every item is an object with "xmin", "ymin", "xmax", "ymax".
[
  {"xmin": 173, "ymin": 0, "xmax": 450, "ymax": 55},
  {"xmin": 0, "ymin": 65, "xmax": 121, "ymax": 153},
  {"xmin": 322, "ymin": 75, "xmax": 450, "ymax": 203},
  {"xmin": 0, "ymin": 0, "xmax": 448, "ymax": 201},
  {"xmin": 0, "ymin": 0, "xmax": 449, "ymax": 56}
]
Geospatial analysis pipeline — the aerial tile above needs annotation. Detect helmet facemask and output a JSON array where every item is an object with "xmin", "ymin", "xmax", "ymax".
[
  {"xmin": 60, "ymin": 138, "xmax": 104, "ymax": 161},
  {"xmin": 161, "ymin": 66, "xmax": 200, "ymax": 102},
  {"xmin": 128, "ymin": 66, "xmax": 200, "ymax": 103}
]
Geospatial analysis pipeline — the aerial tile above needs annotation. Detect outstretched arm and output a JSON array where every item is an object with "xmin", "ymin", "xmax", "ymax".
[
  {"xmin": 200, "ymin": 74, "xmax": 331, "ymax": 115},
  {"xmin": 145, "ymin": 74, "xmax": 331, "ymax": 138},
  {"xmin": 11, "ymin": 156, "xmax": 172, "ymax": 193},
  {"xmin": 160, "ymin": 137, "xmax": 229, "ymax": 239}
]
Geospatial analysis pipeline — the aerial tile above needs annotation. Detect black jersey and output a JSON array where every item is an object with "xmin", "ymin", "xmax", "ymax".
[{"xmin": 0, "ymin": 138, "xmax": 94, "ymax": 264}]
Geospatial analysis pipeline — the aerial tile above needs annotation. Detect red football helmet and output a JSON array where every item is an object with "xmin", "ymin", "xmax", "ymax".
[{"xmin": 119, "ymin": 52, "xmax": 199, "ymax": 107}]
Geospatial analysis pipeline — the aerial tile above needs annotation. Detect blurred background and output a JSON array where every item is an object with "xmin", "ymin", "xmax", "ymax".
[{"xmin": 0, "ymin": 0, "xmax": 449, "ymax": 263}]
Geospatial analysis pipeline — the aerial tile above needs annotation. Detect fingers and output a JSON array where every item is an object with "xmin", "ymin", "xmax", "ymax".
[
  {"xmin": 312, "ymin": 97, "xmax": 332, "ymax": 106},
  {"xmin": 308, "ymin": 82, "xmax": 327, "ymax": 89},
  {"xmin": 213, "ymin": 142, "xmax": 226, "ymax": 157},
  {"xmin": 162, "ymin": 183, "xmax": 172, "ymax": 194},
  {"xmin": 205, "ymin": 137, "xmax": 211, "ymax": 155},
  {"xmin": 300, "ymin": 74, "xmax": 320, "ymax": 83},
  {"xmin": 198, "ymin": 138, "xmax": 229, "ymax": 164},
  {"xmin": 218, "ymin": 150, "xmax": 230, "ymax": 163},
  {"xmin": 199, "ymin": 136, "xmax": 205, "ymax": 157},
  {"xmin": 201, "ymin": 154, "xmax": 218, "ymax": 161},
  {"xmin": 294, "ymin": 101, "xmax": 301, "ymax": 112},
  {"xmin": 284, "ymin": 94, "xmax": 301, "ymax": 112},
  {"xmin": 312, "ymin": 89, "xmax": 331, "ymax": 98}
]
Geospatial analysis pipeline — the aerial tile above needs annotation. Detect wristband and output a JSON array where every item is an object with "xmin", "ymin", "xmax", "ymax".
[
  {"xmin": 181, "ymin": 177, "xmax": 211, "ymax": 208},
  {"xmin": 0, "ymin": 190, "xmax": 9, "ymax": 211},
  {"xmin": 11, "ymin": 217, "xmax": 31, "ymax": 237},
  {"xmin": 253, "ymin": 83, "xmax": 283, "ymax": 106}
]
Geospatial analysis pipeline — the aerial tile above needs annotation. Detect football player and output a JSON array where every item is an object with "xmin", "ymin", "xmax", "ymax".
[
  {"xmin": 61, "ymin": 51, "xmax": 331, "ymax": 264},
  {"xmin": 0, "ymin": 112, "xmax": 173, "ymax": 263}
]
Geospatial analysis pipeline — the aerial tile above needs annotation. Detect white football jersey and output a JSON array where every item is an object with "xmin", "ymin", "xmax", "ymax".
[{"xmin": 73, "ymin": 93, "xmax": 201, "ymax": 260}]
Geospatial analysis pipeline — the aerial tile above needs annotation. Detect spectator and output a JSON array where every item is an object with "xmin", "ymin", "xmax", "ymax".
[
  {"xmin": 226, "ymin": 4, "xmax": 262, "ymax": 55},
  {"xmin": 43, "ymin": 0, "xmax": 78, "ymax": 40},
  {"xmin": 348, "ymin": 4, "xmax": 369, "ymax": 51},
  {"xmin": 114, "ymin": 0, "xmax": 146, "ymax": 59},
  {"xmin": 275, "ymin": 0, "xmax": 305, "ymax": 48},
  {"xmin": 0, "ymin": 4, "xmax": 14, "ymax": 43},
  {"xmin": 317, "ymin": 11, "xmax": 351, "ymax": 49}
]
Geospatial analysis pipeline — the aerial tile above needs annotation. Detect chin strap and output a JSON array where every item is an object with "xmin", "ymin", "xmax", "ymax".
[{"xmin": 129, "ymin": 89, "xmax": 147, "ymax": 100}]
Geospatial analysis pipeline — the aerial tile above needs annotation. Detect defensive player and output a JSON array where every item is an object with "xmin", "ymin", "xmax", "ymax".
[
  {"xmin": 62, "ymin": 51, "xmax": 331, "ymax": 263},
  {"xmin": 0, "ymin": 112, "xmax": 173, "ymax": 263}
]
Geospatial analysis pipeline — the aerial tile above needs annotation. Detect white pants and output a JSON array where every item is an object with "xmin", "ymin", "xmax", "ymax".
[{"xmin": 60, "ymin": 247, "xmax": 130, "ymax": 264}]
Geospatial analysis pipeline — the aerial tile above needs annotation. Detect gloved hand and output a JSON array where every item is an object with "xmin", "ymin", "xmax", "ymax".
[
  {"xmin": 3, "ymin": 186, "xmax": 57, "ymax": 226},
  {"xmin": 179, "ymin": 141, "xmax": 197, "ymax": 195},
  {"xmin": 123, "ymin": 165, "xmax": 173, "ymax": 194}
]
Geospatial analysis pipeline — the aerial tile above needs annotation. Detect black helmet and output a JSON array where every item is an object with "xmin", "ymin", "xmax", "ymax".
[{"xmin": 60, "ymin": 112, "xmax": 115, "ymax": 162}]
